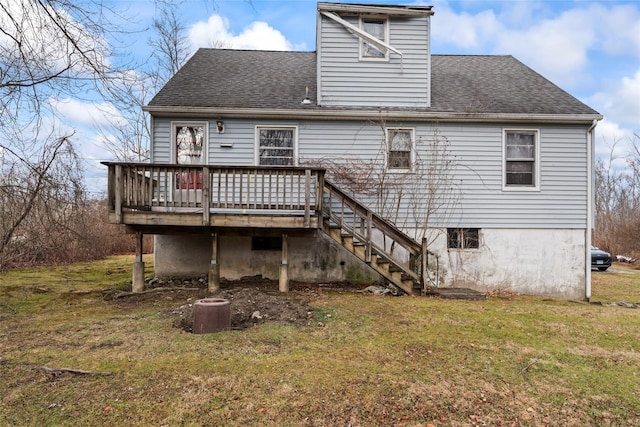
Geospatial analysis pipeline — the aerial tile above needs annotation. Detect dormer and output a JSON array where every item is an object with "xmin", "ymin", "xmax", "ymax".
[{"xmin": 316, "ymin": 2, "xmax": 434, "ymax": 108}]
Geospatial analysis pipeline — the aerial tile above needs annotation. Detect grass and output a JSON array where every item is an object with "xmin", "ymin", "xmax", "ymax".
[{"xmin": 1, "ymin": 256, "xmax": 639, "ymax": 426}]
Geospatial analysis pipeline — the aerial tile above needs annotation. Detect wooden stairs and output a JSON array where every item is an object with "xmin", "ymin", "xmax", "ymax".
[{"xmin": 321, "ymin": 180, "xmax": 438, "ymax": 295}]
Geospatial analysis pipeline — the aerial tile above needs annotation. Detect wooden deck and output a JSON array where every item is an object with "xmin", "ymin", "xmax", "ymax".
[
  {"xmin": 103, "ymin": 163, "xmax": 325, "ymax": 230},
  {"xmin": 104, "ymin": 163, "xmax": 438, "ymax": 294}
]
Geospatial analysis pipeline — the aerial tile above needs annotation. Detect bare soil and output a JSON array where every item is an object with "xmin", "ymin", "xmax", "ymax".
[{"xmin": 111, "ymin": 278, "xmax": 367, "ymax": 332}]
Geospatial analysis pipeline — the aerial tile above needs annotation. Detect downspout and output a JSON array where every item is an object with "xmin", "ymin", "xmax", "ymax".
[{"xmin": 585, "ymin": 119, "xmax": 597, "ymax": 300}]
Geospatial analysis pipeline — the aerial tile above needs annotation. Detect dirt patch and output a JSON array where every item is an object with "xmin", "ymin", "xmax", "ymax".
[{"xmin": 149, "ymin": 278, "xmax": 364, "ymax": 332}]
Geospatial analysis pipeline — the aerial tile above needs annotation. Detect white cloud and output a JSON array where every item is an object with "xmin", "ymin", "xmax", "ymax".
[
  {"xmin": 494, "ymin": 9, "xmax": 595, "ymax": 85},
  {"xmin": 50, "ymin": 98, "xmax": 125, "ymax": 128},
  {"xmin": 596, "ymin": 3, "xmax": 640, "ymax": 56},
  {"xmin": 0, "ymin": 0, "xmax": 110, "ymax": 75},
  {"xmin": 188, "ymin": 14, "xmax": 292, "ymax": 51},
  {"xmin": 431, "ymin": 5, "xmax": 501, "ymax": 49},
  {"xmin": 595, "ymin": 120, "xmax": 631, "ymax": 155},
  {"xmin": 590, "ymin": 68, "xmax": 640, "ymax": 130},
  {"xmin": 431, "ymin": 2, "xmax": 640, "ymax": 89}
]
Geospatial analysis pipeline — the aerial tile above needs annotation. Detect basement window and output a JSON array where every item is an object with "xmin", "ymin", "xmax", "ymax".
[
  {"xmin": 447, "ymin": 228, "xmax": 480, "ymax": 249},
  {"xmin": 252, "ymin": 236, "xmax": 282, "ymax": 251}
]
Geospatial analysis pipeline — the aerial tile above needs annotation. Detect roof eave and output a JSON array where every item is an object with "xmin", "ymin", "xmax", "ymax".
[
  {"xmin": 317, "ymin": 2, "xmax": 434, "ymax": 16},
  {"xmin": 144, "ymin": 106, "xmax": 603, "ymax": 124}
]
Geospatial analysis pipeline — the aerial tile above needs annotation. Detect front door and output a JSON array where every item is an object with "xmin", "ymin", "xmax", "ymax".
[{"xmin": 174, "ymin": 123, "xmax": 207, "ymax": 205}]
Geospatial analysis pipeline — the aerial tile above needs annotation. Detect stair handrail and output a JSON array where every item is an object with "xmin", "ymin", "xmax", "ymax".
[{"xmin": 323, "ymin": 179, "xmax": 438, "ymax": 290}]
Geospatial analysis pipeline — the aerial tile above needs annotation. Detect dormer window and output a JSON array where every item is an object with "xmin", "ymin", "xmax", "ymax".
[{"xmin": 360, "ymin": 17, "xmax": 388, "ymax": 60}]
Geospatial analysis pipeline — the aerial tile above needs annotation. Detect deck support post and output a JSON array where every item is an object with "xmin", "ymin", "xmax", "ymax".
[
  {"xmin": 132, "ymin": 232, "xmax": 145, "ymax": 293},
  {"xmin": 208, "ymin": 231, "xmax": 220, "ymax": 293},
  {"xmin": 421, "ymin": 237, "xmax": 428, "ymax": 293},
  {"xmin": 279, "ymin": 233, "xmax": 289, "ymax": 292}
]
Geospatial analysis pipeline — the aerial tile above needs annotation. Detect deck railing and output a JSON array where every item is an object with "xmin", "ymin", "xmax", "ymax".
[{"xmin": 104, "ymin": 163, "xmax": 325, "ymax": 226}]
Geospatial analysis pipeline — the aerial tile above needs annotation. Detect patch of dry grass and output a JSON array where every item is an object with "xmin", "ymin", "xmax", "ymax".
[{"xmin": 1, "ymin": 256, "xmax": 639, "ymax": 426}]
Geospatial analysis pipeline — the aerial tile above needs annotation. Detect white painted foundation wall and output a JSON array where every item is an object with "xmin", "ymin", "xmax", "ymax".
[{"xmin": 428, "ymin": 228, "xmax": 586, "ymax": 299}]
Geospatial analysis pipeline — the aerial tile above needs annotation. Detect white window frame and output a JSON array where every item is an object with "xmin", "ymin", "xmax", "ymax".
[
  {"xmin": 171, "ymin": 121, "xmax": 208, "ymax": 164},
  {"xmin": 386, "ymin": 127, "xmax": 415, "ymax": 172},
  {"xmin": 503, "ymin": 128, "xmax": 540, "ymax": 191},
  {"xmin": 359, "ymin": 16, "xmax": 389, "ymax": 61},
  {"xmin": 255, "ymin": 125, "xmax": 298, "ymax": 166}
]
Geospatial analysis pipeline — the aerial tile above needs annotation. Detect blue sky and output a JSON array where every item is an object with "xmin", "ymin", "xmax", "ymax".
[{"xmin": 60, "ymin": 0, "xmax": 639, "ymax": 192}]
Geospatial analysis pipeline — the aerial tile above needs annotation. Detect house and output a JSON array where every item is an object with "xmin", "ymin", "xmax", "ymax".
[{"xmin": 104, "ymin": 2, "xmax": 602, "ymax": 299}]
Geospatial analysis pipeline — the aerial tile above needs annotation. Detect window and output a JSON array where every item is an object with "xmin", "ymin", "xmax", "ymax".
[
  {"xmin": 257, "ymin": 127, "xmax": 296, "ymax": 166},
  {"xmin": 252, "ymin": 236, "xmax": 282, "ymax": 251},
  {"xmin": 504, "ymin": 130, "xmax": 538, "ymax": 189},
  {"xmin": 360, "ymin": 17, "xmax": 387, "ymax": 59},
  {"xmin": 386, "ymin": 128, "xmax": 414, "ymax": 171},
  {"xmin": 447, "ymin": 228, "xmax": 480, "ymax": 249}
]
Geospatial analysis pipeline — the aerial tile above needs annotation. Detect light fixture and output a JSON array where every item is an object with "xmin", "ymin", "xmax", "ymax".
[
  {"xmin": 216, "ymin": 119, "xmax": 225, "ymax": 134},
  {"xmin": 301, "ymin": 86, "xmax": 312, "ymax": 105}
]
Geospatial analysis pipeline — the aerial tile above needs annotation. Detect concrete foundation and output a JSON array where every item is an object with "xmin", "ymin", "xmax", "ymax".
[
  {"xmin": 431, "ymin": 228, "xmax": 586, "ymax": 299},
  {"xmin": 153, "ymin": 231, "xmax": 382, "ymax": 285},
  {"xmin": 132, "ymin": 261, "xmax": 145, "ymax": 293},
  {"xmin": 152, "ymin": 228, "xmax": 587, "ymax": 298}
]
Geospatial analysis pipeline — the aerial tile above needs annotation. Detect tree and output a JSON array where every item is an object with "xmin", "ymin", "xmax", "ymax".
[
  {"xmin": 0, "ymin": 0, "xmax": 124, "ymax": 267},
  {"xmin": 594, "ymin": 133, "xmax": 640, "ymax": 258},
  {"xmin": 308, "ymin": 120, "xmax": 461, "ymax": 254},
  {"xmin": 99, "ymin": 0, "xmax": 193, "ymax": 162}
]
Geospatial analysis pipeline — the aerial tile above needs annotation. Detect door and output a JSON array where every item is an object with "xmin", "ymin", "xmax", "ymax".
[{"xmin": 174, "ymin": 123, "xmax": 207, "ymax": 205}]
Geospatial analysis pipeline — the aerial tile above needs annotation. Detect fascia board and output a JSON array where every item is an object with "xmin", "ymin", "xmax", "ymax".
[
  {"xmin": 143, "ymin": 106, "xmax": 603, "ymax": 124},
  {"xmin": 317, "ymin": 3, "xmax": 434, "ymax": 17}
]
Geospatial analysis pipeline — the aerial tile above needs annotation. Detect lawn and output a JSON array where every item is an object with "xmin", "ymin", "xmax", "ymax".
[{"xmin": 1, "ymin": 256, "xmax": 639, "ymax": 426}]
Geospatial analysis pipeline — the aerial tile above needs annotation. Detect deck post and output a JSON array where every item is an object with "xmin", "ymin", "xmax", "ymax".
[
  {"xmin": 208, "ymin": 231, "xmax": 220, "ymax": 293},
  {"xmin": 114, "ymin": 164, "xmax": 123, "ymax": 224},
  {"xmin": 304, "ymin": 169, "xmax": 311, "ymax": 227},
  {"xmin": 202, "ymin": 166, "xmax": 211, "ymax": 225},
  {"xmin": 132, "ymin": 232, "xmax": 145, "ymax": 293},
  {"xmin": 421, "ymin": 237, "xmax": 428, "ymax": 293},
  {"xmin": 279, "ymin": 233, "xmax": 289, "ymax": 292}
]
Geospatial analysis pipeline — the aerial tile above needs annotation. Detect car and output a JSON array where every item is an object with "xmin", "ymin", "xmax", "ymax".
[{"xmin": 591, "ymin": 247, "xmax": 612, "ymax": 271}]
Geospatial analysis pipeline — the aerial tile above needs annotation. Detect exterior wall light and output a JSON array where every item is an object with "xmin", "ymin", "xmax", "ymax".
[{"xmin": 216, "ymin": 119, "xmax": 225, "ymax": 134}]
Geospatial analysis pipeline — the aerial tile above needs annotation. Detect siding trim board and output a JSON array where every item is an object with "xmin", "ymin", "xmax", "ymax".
[{"xmin": 145, "ymin": 106, "xmax": 602, "ymax": 125}]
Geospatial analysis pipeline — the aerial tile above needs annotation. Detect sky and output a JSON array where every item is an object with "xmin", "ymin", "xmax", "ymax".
[{"xmin": 60, "ymin": 0, "xmax": 640, "ymax": 194}]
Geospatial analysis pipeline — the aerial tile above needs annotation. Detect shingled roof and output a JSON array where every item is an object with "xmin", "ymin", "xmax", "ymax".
[{"xmin": 146, "ymin": 48, "xmax": 600, "ymax": 118}]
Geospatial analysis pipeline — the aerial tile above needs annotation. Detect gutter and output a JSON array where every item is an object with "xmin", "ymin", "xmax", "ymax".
[
  {"xmin": 585, "ymin": 118, "xmax": 598, "ymax": 300},
  {"xmin": 142, "ymin": 106, "xmax": 603, "ymax": 125}
]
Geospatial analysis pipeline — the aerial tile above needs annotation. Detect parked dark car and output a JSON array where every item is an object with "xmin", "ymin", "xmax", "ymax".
[{"xmin": 591, "ymin": 247, "xmax": 612, "ymax": 271}]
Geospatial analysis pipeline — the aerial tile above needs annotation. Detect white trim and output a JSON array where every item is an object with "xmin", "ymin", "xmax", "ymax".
[
  {"xmin": 170, "ymin": 120, "xmax": 209, "ymax": 164},
  {"xmin": 586, "ymin": 119, "xmax": 597, "ymax": 300},
  {"xmin": 145, "ymin": 106, "xmax": 603, "ymax": 125},
  {"xmin": 317, "ymin": 3, "xmax": 433, "ymax": 17},
  {"xmin": 502, "ymin": 128, "xmax": 540, "ymax": 192},
  {"xmin": 254, "ymin": 125, "xmax": 299, "ymax": 166},
  {"xmin": 385, "ymin": 127, "xmax": 415, "ymax": 172}
]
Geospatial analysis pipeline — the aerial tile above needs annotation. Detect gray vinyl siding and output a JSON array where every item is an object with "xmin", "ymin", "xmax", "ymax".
[
  {"xmin": 151, "ymin": 118, "xmax": 171, "ymax": 163},
  {"xmin": 317, "ymin": 14, "xmax": 430, "ymax": 107},
  {"xmin": 151, "ymin": 117, "xmax": 589, "ymax": 229}
]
